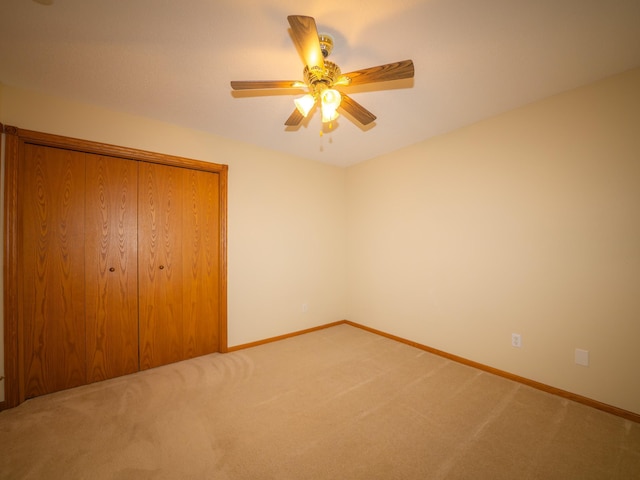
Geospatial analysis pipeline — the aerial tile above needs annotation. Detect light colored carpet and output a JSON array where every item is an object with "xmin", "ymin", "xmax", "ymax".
[{"xmin": 1, "ymin": 324, "xmax": 638, "ymax": 479}]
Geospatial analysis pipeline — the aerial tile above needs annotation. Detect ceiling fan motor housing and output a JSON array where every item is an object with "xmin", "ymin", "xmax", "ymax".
[
  {"xmin": 304, "ymin": 60, "xmax": 342, "ymax": 96},
  {"xmin": 318, "ymin": 33, "xmax": 334, "ymax": 58}
]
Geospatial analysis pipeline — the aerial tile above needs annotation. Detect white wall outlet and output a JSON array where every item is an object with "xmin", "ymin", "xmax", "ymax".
[
  {"xmin": 302, "ymin": 303, "xmax": 309, "ymax": 313},
  {"xmin": 511, "ymin": 333, "xmax": 522, "ymax": 348},
  {"xmin": 575, "ymin": 348, "xmax": 589, "ymax": 366}
]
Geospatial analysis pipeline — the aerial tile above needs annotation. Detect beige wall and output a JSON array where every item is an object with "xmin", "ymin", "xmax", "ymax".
[
  {"xmin": 0, "ymin": 84, "xmax": 348, "ymax": 366},
  {"xmin": 346, "ymin": 67, "xmax": 640, "ymax": 414}
]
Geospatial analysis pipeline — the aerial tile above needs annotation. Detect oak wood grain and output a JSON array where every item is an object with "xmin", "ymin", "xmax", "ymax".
[
  {"xmin": 231, "ymin": 80, "xmax": 302, "ymax": 90},
  {"xmin": 343, "ymin": 59, "xmax": 415, "ymax": 86},
  {"xmin": 287, "ymin": 15, "xmax": 324, "ymax": 71},
  {"xmin": 340, "ymin": 94, "xmax": 377, "ymax": 125},
  {"xmin": 21, "ymin": 145, "xmax": 87, "ymax": 398},
  {"xmin": 285, "ymin": 108, "xmax": 305, "ymax": 126},
  {"xmin": 182, "ymin": 169, "xmax": 220, "ymax": 359},
  {"xmin": 138, "ymin": 162, "xmax": 184, "ymax": 370},
  {"xmin": 85, "ymin": 155, "xmax": 139, "ymax": 382}
]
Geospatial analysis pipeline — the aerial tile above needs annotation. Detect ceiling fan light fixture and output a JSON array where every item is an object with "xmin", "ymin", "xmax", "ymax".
[
  {"xmin": 320, "ymin": 88, "xmax": 341, "ymax": 122},
  {"xmin": 334, "ymin": 75, "xmax": 351, "ymax": 87},
  {"xmin": 230, "ymin": 15, "xmax": 415, "ymax": 128},
  {"xmin": 321, "ymin": 106, "xmax": 339, "ymax": 123},
  {"xmin": 294, "ymin": 94, "xmax": 316, "ymax": 117},
  {"xmin": 322, "ymin": 88, "xmax": 342, "ymax": 109}
]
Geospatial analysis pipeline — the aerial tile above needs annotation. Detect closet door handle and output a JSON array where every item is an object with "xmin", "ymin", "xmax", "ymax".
[
  {"xmin": 109, "ymin": 267, "xmax": 115, "ymax": 272},
  {"xmin": 159, "ymin": 265, "xmax": 165, "ymax": 270}
]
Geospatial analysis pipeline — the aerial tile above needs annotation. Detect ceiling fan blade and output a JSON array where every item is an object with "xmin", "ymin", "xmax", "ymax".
[
  {"xmin": 285, "ymin": 108, "xmax": 304, "ymax": 126},
  {"xmin": 231, "ymin": 80, "xmax": 304, "ymax": 90},
  {"xmin": 287, "ymin": 15, "xmax": 324, "ymax": 72},
  {"xmin": 343, "ymin": 60, "xmax": 414, "ymax": 86},
  {"xmin": 340, "ymin": 94, "xmax": 376, "ymax": 125}
]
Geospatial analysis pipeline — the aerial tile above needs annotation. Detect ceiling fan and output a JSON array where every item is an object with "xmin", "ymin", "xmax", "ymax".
[{"xmin": 230, "ymin": 15, "xmax": 415, "ymax": 127}]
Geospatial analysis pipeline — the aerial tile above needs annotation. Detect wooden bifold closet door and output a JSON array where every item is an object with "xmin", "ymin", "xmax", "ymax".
[
  {"xmin": 20, "ymin": 145, "xmax": 139, "ymax": 397},
  {"xmin": 7, "ymin": 128, "xmax": 227, "ymax": 406},
  {"xmin": 85, "ymin": 154, "xmax": 139, "ymax": 383},
  {"xmin": 21, "ymin": 144, "xmax": 88, "ymax": 397},
  {"xmin": 138, "ymin": 162, "xmax": 220, "ymax": 370}
]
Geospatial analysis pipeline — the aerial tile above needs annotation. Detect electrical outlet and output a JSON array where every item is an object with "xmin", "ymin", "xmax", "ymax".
[
  {"xmin": 302, "ymin": 303, "xmax": 308, "ymax": 313},
  {"xmin": 511, "ymin": 333, "xmax": 522, "ymax": 348},
  {"xmin": 575, "ymin": 348, "xmax": 589, "ymax": 366}
]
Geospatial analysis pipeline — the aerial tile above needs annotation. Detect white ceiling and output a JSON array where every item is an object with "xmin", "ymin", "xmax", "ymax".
[{"xmin": 1, "ymin": 0, "xmax": 640, "ymax": 167}]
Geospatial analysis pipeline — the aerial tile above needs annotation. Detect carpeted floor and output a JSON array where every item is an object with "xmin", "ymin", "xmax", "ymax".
[{"xmin": 1, "ymin": 324, "xmax": 639, "ymax": 479}]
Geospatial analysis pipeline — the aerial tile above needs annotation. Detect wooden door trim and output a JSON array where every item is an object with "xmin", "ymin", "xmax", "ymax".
[
  {"xmin": 4, "ymin": 127, "xmax": 228, "ymax": 173},
  {"xmin": 3, "ymin": 126, "xmax": 22, "ymax": 408},
  {"xmin": 2, "ymin": 126, "xmax": 228, "ymax": 409}
]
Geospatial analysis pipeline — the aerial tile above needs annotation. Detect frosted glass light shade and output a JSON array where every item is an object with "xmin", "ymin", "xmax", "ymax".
[
  {"xmin": 321, "ymin": 89, "xmax": 341, "ymax": 109},
  {"xmin": 294, "ymin": 94, "xmax": 316, "ymax": 117},
  {"xmin": 321, "ymin": 104, "xmax": 340, "ymax": 123},
  {"xmin": 321, "ymin": 89, "xmax": 341, "ymax": 122}
]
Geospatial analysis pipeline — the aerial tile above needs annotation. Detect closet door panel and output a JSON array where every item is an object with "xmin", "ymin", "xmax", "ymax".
[
  {"xmin": 139, "ymin": 162, "xmax": 184, "ymax": 369},
  {"xmin": 183, "ymin": 169, "xmax": 220, "ymax": 359},
  {"xmin": 85, "ymin": 155, "xmax": 139, "ymax": 382},
  {"xmin": 21, "ymin": 144, "xmax": 87, "ymax": 397}
]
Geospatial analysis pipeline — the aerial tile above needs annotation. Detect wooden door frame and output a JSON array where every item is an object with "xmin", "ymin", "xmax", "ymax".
[{"xmin": 1, "ymin": 126, "xmax": 228, "ymax": 409}]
